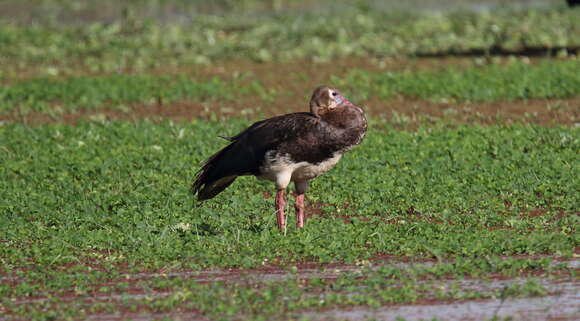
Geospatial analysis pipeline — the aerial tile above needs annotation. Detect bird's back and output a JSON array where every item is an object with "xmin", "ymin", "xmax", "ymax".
[
  {"xmin": 193, "ymin": 112, "xmax": 320, "ymax": 199},
  {"xmin": 193, "ymin": 101, "xmax": 367, "ymax": 200}
]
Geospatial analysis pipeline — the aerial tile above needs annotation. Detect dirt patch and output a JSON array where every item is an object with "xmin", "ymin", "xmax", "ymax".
[
  {"xmin": 1, "ymin": 56, "xmax": 486, "ymax": 82},
  {"xmin": 4, "ymin": 54, "xmax": 565, "ymax": 82},
  {"xmin": 3, "ymin": 55, "xmax": 578, "ymax": 126},
  {"xmin": 365, "ymin": 96, "xmax": 580, "ymax": 128},
  {"xmin": 2, "ymin": 96, "xmax": 578, "ymax": 127}
]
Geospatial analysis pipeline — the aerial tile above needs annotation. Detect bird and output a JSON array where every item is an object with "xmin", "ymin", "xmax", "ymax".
[{"xmin": 192, "ymin": 85, "xmax": 367, "ymax": 230}]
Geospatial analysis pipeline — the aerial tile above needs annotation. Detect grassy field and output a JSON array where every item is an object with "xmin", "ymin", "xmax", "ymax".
[
  {"xmin": 2, "ymin": 60, "xmax": 580, "ymax": 122},
  {"xmin": 1, "ymin": 1, "xmax": 579, "ymax": 76},
  {"xmin": 1, "ymin": 122, "xmax": 578, "ymax": 319},
  {"xmin": 1, "ymin": 1, "xmax": 579, "ymax": 321}
]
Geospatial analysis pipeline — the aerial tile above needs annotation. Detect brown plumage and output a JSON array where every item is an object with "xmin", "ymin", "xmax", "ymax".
[{"xmin": 193, "ymin": 86, "xmax": 367, "ymax": 230}]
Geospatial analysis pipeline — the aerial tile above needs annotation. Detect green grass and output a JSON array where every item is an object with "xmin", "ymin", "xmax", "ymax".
[
  {"xmin": 1, "ymin": 2, "xmax": 578, "ymax": 320},
  {"xmin": 0, "ymin": 120, "xmax": 577, "ymax": 320},
  {"xmin": 2, "ymin": 60, "xmax": 580, "ymax": 116},
  {"xmin": 1, "ymin": 121, "xmax": 577, "ymax": 269},
  {"xmin": 338, "ymin": 60, "xmax": 580, "ymax": 102},
  {"xmin": 0, "ymin": 74, "xmax": 248, "ymax": 114},
  {"xmin": 1, "ymin": 5, "xmax": 578, "ymax": 75}
]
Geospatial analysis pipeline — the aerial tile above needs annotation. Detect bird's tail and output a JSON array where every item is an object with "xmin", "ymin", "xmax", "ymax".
[{"xmin": 192, "ymin": 145, "xmax": 239, "ymax": 201}]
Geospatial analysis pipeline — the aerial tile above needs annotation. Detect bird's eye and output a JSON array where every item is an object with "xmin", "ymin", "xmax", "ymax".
[{"xmin": 331, "ymin": 92, "xmax": 337, "ymax": 96}]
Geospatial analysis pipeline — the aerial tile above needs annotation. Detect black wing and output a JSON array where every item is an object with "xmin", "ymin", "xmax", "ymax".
[{"xmin": 192, "ymin": 112, "xmax": 321, "ymax": 200}]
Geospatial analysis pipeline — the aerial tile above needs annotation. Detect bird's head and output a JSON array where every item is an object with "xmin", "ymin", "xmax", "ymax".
[{"xmin": 309, "ymin": 85, "xmax": 352, "ymax": 118}]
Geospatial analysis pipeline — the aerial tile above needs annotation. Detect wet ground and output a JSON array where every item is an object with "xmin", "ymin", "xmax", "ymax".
[
  {"xmin": 50, "ymin": 282, "xmax": 580, "ymax": 321},
  {"xmin": 303, "ymin": 291, "xmax": 579, "ymax": 321},
  {"xmin": 3, "ymin": 257, "xmax": 578, "ymax": 320}
]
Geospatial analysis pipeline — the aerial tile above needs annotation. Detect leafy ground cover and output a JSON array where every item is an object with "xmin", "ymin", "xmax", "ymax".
[
  {"xmin": 1, "ymin": 256, "xmax": 577, "ymax": 320},
  {"xmin": 1, "ymin": 4, "xmax": 579, "ymax": 76},
  {"xmin": 1, "ymin": 1, "xmax": 579, "ymax": 320},
  {"xmin": 2, "ymin": 60, "xmax": 579, "ymax": 118},
  {"xmin": 1, "ymin": 121, "xmax": 577, "ymax": 268},
  {"xmin": 1, "ymin": 113, "xmax": 579, "ymax": 321}
]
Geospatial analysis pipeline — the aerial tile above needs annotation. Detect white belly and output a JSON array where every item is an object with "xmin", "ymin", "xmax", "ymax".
[
  {"xmin": 291, "ymin": 153, "xmax": 342, "ymax": 182},
  {"xmin": 259, "ymin": 152, "xmax": 342, "ymax": 189}
]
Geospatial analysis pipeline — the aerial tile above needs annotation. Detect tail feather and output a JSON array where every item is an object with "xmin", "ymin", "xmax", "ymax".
[
  {"xmin": 192, "ymin": 146, "xmax": 232, "ymax": 201},
  {"xmin": 193, "ymin": 123, "xmax": 270, "ymax": 201},
  {"xmin": 192, "ymin": 140, "xmax": 256, "ymax": 201},
  {"xmin": 194, "ymin": 175, "xmax": 237, "ymax": 201},
  {"xmin": 218, "ymin": 135, "xmax": 234, "ymax": 141}
]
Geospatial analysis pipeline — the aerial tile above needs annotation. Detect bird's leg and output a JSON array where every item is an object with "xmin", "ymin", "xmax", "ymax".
[
  {"xmin": 294, "ymin": 181, "xmax": 309, "ymax": 229},
  {"xmin": 294, "ymin": 193, "xmax": 305, "ymax": 228},
  {"xmin": 275, "ymin": 189, "xmax": 286, "ymax": 230},
  {"xmin": 275, "ymin": 173, "xmax": 292, "ymax": 232}
]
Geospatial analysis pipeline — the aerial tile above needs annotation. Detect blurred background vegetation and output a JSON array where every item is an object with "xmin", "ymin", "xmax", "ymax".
[
  {"xmin": 0, "ymin": 0, "xmax": 578, "ymax": 121},
  {"xmin": 0, "ymin": 0, "xmax": 571, "ymax": 22},
  {"xmin": 0, "ymin": 0, "xmax": 578, "ymax": 75}
]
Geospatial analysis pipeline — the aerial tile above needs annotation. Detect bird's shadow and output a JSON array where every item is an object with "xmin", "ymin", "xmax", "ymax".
[
  {"xmin": 189, "ymin": 198, "xmax": 269, "ymax": 235},
  {"xmin": 190, "ymin": 222, "xmax": 220, "ymax": 236}
]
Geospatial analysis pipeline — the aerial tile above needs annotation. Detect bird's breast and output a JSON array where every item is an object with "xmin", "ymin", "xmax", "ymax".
[
  {"xmin": 290, "ymin": 152, "xmax": 342, "ymax": 182},
  {"xmin": 259, "ymin": 151, "xmax": 342, "ymax": 183}
]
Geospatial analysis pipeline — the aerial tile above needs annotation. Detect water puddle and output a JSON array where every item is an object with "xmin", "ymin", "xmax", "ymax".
[
  {"xmin": 302, "ymin": 287, "xmax": 579, "ymax": 321},
  {"xmin": 119, "ymin": 257, "xmax": 579, "ymax": 284},
  {"xmin": 3, "ymin": 257, "xmax": 578, "ymax": 321}
]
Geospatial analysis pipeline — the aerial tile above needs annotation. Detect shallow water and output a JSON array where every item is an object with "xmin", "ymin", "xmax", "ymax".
[{"xmin": 302, "ymin": 289, "xmax": 579, "ymax": 321}]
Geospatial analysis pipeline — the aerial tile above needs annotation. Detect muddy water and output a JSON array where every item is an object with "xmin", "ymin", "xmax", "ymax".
[
  {"xmin": 7, "ymin": 259, "xmax": 578, "ymax": 313},
  {"xmin": 10, "ymin": 279, "xmax": 578, "ymax": 320},
  {"xmin": 119, "ymin": 260, "xmax": 437, "ymax": 283},
  {"xmin": 90, "ymin": 289, "xmax": 578, "ymax": 321},
  {"xmin": 302, "ymin": 290, "xmax": 579, "ymax": 321},
  {"xmin": 305, "ymin": 278, "xmax": 579, "ymax": 320},
  {"xmin": 119, "ymin": 257, "xmax": 580, "ymax": 283}
]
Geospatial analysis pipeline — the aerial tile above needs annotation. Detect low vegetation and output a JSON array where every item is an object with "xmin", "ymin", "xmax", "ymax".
[
  {"xmin": 2, "ymin": 60, "xmax": 580, "ymax": 116},
  {"xmin": 1, "ymin": 121, "xmax": 577, "ymax": 270},
  {"xmin": 1, "ymin": 4, "xmax": 579, "ymax": 76},
  {"xmin": 1, "ymin": 1, "xmax": 578, "ymax": 320}
]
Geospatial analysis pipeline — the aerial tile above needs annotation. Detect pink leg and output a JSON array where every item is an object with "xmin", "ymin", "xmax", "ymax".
[
  {"xmin": 275, "ymin": 189, "xmax": 286, "ymax": 230},
  {"xmin": 295, "ymin": 193, "xmax": 305, "ymax": 228}
]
